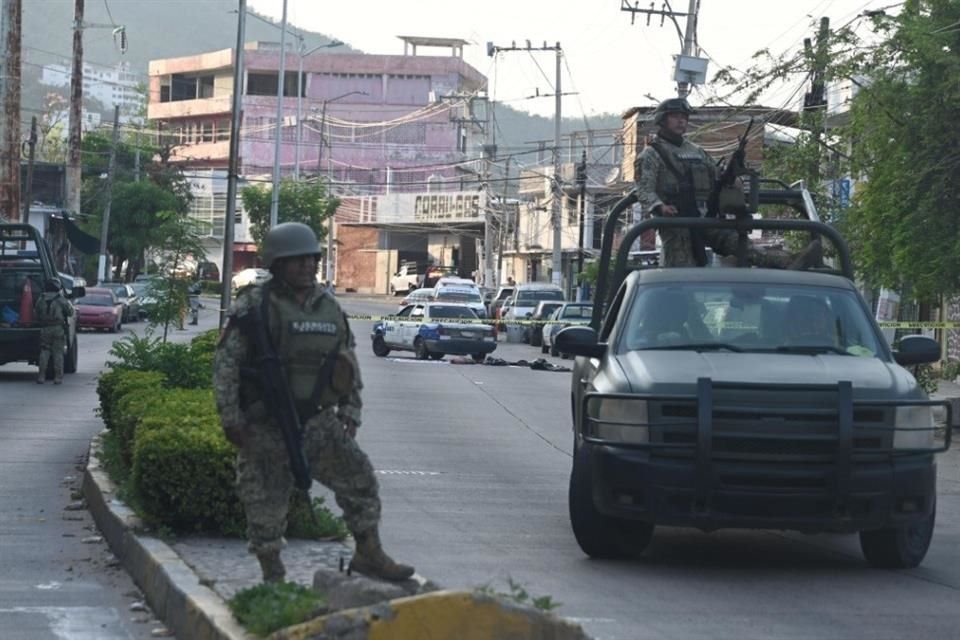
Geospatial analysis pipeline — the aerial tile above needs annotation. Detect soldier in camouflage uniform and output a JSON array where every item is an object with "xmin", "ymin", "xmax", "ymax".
[
  {"xmin": 34, "ymin": 277, "xmax": 73, "ymax": 384},
  {"xmin": 213, "ymin": 222, "xmax": 414, "ymax": 584},
  {"xmin": 636, "ymin": 98, "xmax": 819, "ymax": 268}
]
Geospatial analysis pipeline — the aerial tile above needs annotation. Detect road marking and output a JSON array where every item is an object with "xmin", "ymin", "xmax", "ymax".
[
  {"xmin": 0, "ymin": 606, "xmax": 130, "ymax": 640},
  {"xmin": 35, "ymin": 581, "xmax": 62, "ymax": 590},
  {"xmin": 377, "ymin": 470, "xmax": 441, "ymax": 476},
  {"xmin": 385, "ymin": 358, "xmax": 448, "ymax": 365}
]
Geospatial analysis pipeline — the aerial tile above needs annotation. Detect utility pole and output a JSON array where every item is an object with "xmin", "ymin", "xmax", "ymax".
[
  {"xmin": 133, "ymin": 122, "xmax": 141, "ymax": 182},
  {"xmin": 268, "ymin": 0, "xmax": 289, "ymax": 228},
  {"xmin": 620, "ymin": 0, "xmax": 706, "ymax": 98},
  {"xmin": 97, "ymin": 105, "xmax": 120, "ymax": 284},
  {"xmin": 21, "ymin": 116, "xmax": 37, "ymax": 221},
  {"xmin": 487, "ymin": 41, "xmax": 564, "ymax": 287},
  {"xmin": 576, "ymin": 150, "xmax": 587, "ymax": 301},
  {"xmin": 482, "ymin": 96, "xmax": 495, "ymax": 288},
  {"xmin": 803, "ymin": 16, "xmax": 830, "ymax": 183},
  {"xmin": 220, "ymin": 0, "xmax": 247, "ymax": 328},
  {"xmin": 0, "ymin": 0, "xmax": 21, "ymax": 221},
  {"xmin": 66, "ymin": 0, "xmax": 84, "ymax": 222}
]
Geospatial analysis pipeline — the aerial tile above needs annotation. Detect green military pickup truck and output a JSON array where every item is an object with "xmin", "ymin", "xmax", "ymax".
[{"xmin": 0, "ymin": 223, "xmax": 83, "ymax": 375}]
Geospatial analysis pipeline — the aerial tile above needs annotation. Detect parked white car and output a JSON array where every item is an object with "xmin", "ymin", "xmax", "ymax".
[
  {"xmin": 542, "ymin": 302, "xmax": 594, "ymax": 357},
  {"xmin": 390, "ymin": 262, "xmax": 421, "ymax": 295},
  {"xmin": 231, "ymin": 268, "xmax": 271, "ymax": 292}
]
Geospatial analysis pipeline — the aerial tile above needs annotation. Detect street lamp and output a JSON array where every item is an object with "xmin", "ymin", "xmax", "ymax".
[
  {"xmin": 312, "ymin": 90, "xmax": 368, "ymax": 285},
  {"xmin": 295, "ymin": 39, "xmax": 344, "ymax": 179}
]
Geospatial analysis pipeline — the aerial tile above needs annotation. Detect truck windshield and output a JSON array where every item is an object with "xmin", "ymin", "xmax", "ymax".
[
  {"xmin": 79, "ymin": 295, "xmax": 114, "ymax": 307},
  {"xmin": 620, "ymin": 283, "xmax": 883, "ymax": 358},
  {"xmin": 436, "ymin": 289, "xmax": 482, "ymax": 303}
]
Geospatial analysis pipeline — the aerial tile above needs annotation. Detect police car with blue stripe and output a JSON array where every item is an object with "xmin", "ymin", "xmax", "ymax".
[{"xmin": 371, "ymin": 302, "xmax": 496, "ymax": 362}]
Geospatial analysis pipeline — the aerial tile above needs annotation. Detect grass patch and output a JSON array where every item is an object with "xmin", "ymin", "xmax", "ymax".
[
  {"xmin": 287, "ymin": 493, "xmax": 350, "ymax": 541},
  {"xmin": 229, "ymin": 582, "xmax": 326, "ymax": 637},
  {"xmin": 477, "ymin": 576, "xmax": 562, "ymax": 612}
]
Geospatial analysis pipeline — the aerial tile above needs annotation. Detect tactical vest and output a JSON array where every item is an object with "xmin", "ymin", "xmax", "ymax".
[
  {"xmin": 35, "ymin": 293, "xmax": 67, "ymax": 327},
  {"xmin": 242, "ymin": 285, "xmax": 347, "ymax": 418},
  {"xmin": 653, "ymin": 141, "xmax": 714, "ymax": 205}
]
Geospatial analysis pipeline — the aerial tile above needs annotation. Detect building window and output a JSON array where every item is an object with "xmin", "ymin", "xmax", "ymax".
[{"xmin": 246, "ymin": 71, "xmax": 301, "ymax": 97}]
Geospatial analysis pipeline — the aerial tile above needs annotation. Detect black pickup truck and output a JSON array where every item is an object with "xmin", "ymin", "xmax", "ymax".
[{"xmin": 0, "ymin": 223, "xmax": 83, "ymax": 375}]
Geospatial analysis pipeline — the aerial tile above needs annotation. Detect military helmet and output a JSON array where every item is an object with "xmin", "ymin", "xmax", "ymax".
[
  {"xmin": 653, "ymin": 97, "xmax": 694, "ymax": 126},
  {"xmin": 46, "ymin": 277, "xmax": 62, "ymax": 291},
  {"xmin": 262, "ymin": 222, "xmax": 322, "ymax": 268}
]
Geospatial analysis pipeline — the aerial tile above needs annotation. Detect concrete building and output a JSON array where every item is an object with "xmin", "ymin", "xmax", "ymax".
[
  {"xmin": 147, "ymin": 37, "xmax": 488, "ymax": 277},
  {"xmin": 40, "ymin": 61, "xmax": 144, "ymax": 123}
]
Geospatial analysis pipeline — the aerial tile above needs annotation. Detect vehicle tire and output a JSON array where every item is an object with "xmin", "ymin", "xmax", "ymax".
[
  {"xmin": 541, "ymin": 343, "xmax": 549, "ymax": 354},
  {"xmin": 64, "ymin": 334, "xmax": 78, "ymax": 374},
  {"xmin": 414, "ymin": 338, "xmax": 429, "ymax": 360},
  {"xmin": 429, "ymin": 353, "xmax": 445, "ymax": 361},
  {"xmin": 550, "ymin": 344, "xmax": 560, "ymax": 357},
  {"xmin": 859, "ymin": 500, "xmax": 936, "ymax": 569},
  {"xmin": 372, "ymin": 334, "xmax": 390, "ymax": 357},
  {"xmin": 408, "ymin": 283, "xmax": 417, "ymax": 293},
  {"xmin": 110, "ymin": 319, "xmax": 119, "ymax": 333},
  {"xmin": 472, "ymin": 353, "xmax": 485, "ymax": 363},
  {"xmin": 569, "ymin": 445, "xmax": 651, "ymax": 559}
]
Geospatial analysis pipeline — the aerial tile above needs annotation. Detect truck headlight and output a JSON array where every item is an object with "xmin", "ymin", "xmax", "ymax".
[
  {"xmin": 893, "ymin": 405, "xmax": 935, "ymax": 449},
  {"xmin": 587, "ymin": 398, "xmax": 649, "ymax": 444}
]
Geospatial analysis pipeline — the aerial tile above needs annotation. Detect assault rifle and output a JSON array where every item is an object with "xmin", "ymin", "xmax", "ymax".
[
  {"xmin": 238, "ymin": 291, "xmax": 312, "ymax": 490},
  {"xmin": 708, "ymin": 117, "xmax": 755, "ymax": 218}
]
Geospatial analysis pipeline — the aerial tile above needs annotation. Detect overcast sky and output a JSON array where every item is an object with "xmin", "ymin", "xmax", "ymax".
[{"xmin": 246, "ymin": 0, "xmax": 896, "ymax": 118}]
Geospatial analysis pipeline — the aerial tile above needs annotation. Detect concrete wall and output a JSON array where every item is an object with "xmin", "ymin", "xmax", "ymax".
[{"xmin": 337, "ymin": 225, "xmax": 381, "ymax": 292}]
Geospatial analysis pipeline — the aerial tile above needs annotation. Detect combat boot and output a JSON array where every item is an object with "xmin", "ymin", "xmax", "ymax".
[
  {"xmin": 349, "ymin": 528, "xmax": 414, "ymax": 582},
  {"xmin": 257, "ymin": 550, "xmax": 286, "ymax": 583},
  {"xmin": 787, "ymin": 239, "xmax": 823, "ymax": 270}
]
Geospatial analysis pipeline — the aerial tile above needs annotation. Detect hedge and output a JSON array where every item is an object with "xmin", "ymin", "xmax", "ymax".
[{"xmin": 96, "ymin": 351, "xmax": 346, "ymax": 539}]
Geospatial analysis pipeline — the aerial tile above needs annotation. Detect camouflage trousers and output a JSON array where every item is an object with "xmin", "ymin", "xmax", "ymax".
[
  {"xmin": 236, "ymin": 407, "xmax": 380, "ymax": 556},
  {"xmin": 37, "ymin": 326, "xmax": 66, "ymax": 380},
  {"xmin": 659, "ymin": 228, "xmax": 772, "ymax": 268}
]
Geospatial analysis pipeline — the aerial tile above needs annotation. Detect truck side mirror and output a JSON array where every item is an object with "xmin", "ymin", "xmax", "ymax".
[{"xmin": 893, "ymin": 335, "xmax": 940, "ymax": 366}]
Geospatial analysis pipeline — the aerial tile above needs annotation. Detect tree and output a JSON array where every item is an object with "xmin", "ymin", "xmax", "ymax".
[
  {"xmin": 144, "ymin": 212, "xmax": 208, "ymax": 342},
  {"xmin": 711, "ymin": 0, "xmax": 960, "ymax": 300},
  {"xmin": 241, "ymin": 179, "xmax": 340, "ymax": 254},
  {"xmin": 79, "ymin": 127, "xmax": 193, "ymax": 281},
  {"xmin": 841, "ymin": 0, "xmax": 960, "ymax": 300}
]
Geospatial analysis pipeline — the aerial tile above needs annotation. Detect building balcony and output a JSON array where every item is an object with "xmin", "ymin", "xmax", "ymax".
[{"xmin": 148, "ymin": 96, "xmax": 233, "ymax": 120}]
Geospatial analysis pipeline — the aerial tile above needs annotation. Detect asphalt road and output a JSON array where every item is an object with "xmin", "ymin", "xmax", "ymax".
[
  {"xmin": 5, "ymin": 293, "xmax": 959, "ymax": 640},
  {"xmin": 337, "ymin": 296, "xmax": 960, "ymax": 640},
  {"xmin": 0, "ymin": 315, "xmax": 213, "ymax": 640}
]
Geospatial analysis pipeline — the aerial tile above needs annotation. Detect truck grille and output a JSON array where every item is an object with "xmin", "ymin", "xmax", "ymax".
[{"xmin": 651, "ymin": 386, "xmax": 893, "ymax": 462}]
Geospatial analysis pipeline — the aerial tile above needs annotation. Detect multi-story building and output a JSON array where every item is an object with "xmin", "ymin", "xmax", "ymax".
[
  {"xmin": 40, "ymin": 61, "xmax": 144, "ymax": 123},
  {"xmin": 147, "ymin": 37, "xmax": 488, "ymax": 277}
]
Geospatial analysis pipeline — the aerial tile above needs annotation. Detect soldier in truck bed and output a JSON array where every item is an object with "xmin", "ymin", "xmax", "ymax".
[{"xmin": 635, "ymin": 98, "xmax": 820, "ymax": 269}]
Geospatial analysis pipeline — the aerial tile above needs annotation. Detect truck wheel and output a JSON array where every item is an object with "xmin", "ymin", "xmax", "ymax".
[
  {"xmin": 429, "ymin": 353, "xmax": 445, "ymax": 361},
  {"xmin": 372, "ymin": 335, "xmax": 390, "ymax": 357},
  {"xmin": 569, "ymin": 445, "xmax": 653, "ymax": 559},
  {"xmin": 64, "ymin": 334, "xmax": 78, "ymax": 374},
  {"xmin": 471, "ymin": 353, "xmax": 485, "ymax": 363},
  {"xmin": 859, "ymin": 500, "xmax": 936, "ymax": 569},
  {"xmin": 389, "ymin": 284, "xmax": 397, "ymax": 296},
  {"xmin": 408, "ymin": 283, "xmax": 416, "ymax": 293},
  {"xmin": 414, "ymin": 338, "xmax": 429, "ymax": 360},
  {"xmin": 551, "ymin": 344, "xmax": 560, "ymax": 357}
]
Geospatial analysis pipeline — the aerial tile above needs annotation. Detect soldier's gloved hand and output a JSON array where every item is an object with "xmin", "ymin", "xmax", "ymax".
[
  {"xmin": 660, "ymin": 204, "xmax": 679, "ymax": 216},
  {"xmin": 221, "ymin": 417, "xmax": 249, "ymax": 447},
  {"xmin": 342, "ymin": 417, "xmax": 359, "ymax": 439},
  {"xmin": 338, "ymin": 405, "xmax": 361, "ymax": 439}
]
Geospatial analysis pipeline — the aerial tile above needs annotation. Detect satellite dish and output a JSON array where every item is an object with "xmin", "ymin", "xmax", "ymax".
[{"xmin": 603, "ymin": 167, "xmax": 620, "ymax": 185}]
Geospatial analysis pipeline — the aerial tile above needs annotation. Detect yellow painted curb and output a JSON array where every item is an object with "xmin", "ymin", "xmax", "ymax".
[{"xmin": 270, "ymin": 589, "xmax": 590, "ymax": 640}]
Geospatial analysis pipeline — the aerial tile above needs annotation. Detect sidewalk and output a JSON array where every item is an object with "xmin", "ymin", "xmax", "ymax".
[{"xmin": 932, "ymin": 379, "xmax": 960, "ymax": 429}]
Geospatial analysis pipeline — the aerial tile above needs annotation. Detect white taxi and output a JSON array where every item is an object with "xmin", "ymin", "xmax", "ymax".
[{"xmin": 371, "ymin": 302, "xmax": 496, "ymax": 362}]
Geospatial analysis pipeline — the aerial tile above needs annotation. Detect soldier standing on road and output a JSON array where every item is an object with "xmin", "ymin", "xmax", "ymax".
[
  {"xmin": 213, "ymin": 222, "xmax": 414, "ymax": 584},
  {"xmin": 635, "ymin": 98, "xmax": 819, "ymax": 268},
  {"xmin": 33, "ymin": 278, "xmax": 73, "ymax": 385}
]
